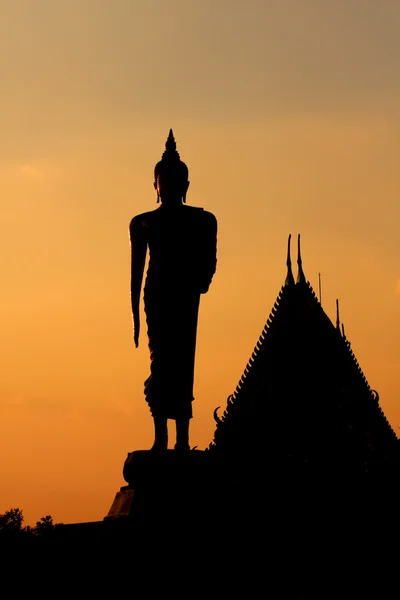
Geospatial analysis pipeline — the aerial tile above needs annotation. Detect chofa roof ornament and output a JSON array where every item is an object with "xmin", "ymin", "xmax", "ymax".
[
  {"xmin": 297, "ymin": 234, "xmax": 306, "ymax": 284},
  {"xmin": 285, "ymin": 234, "xmax": 295, "ymax": 286}
]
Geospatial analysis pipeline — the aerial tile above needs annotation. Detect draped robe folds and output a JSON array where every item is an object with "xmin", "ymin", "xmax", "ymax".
[{"xmin": 130, "ymin": 204, "xmax": 217, "ymax": 420}]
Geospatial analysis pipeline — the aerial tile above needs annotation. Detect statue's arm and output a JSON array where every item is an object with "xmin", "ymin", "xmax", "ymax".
[
  {"xmin": 129, "ymin": 216, "xmax": 147, "ymax": 348},
  {"xmin": 199, "ymin": 211, "xmax": 218, "ymax": 294}
]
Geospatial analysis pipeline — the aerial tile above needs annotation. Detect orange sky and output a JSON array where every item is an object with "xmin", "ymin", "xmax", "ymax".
[{"xmin": 1, "ymin": 1, "xmax": 399, "ymax": 525}]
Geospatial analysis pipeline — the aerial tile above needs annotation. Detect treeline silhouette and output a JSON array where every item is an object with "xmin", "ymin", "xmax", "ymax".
[{"xmin": 0, "ymin": 508, "xmax": 61, "ymax": 542}]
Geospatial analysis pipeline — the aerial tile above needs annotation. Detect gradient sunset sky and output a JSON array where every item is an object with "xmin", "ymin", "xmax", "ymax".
[{"xmin": 1, "ymin": 0, "xmax": 399, "ymax": 525}]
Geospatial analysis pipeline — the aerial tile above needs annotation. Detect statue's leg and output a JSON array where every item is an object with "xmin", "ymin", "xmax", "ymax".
[
  {"xmin": 175, "ymin": 418, "xmax": 190, "ymax": 451},
  {"xmin": 151, "ymin": 416, "xmax": 168, "ymax": 451}
]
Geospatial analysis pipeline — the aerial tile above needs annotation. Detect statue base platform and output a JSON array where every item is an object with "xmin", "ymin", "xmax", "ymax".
[{"xmin": 105, "ymin": 449, "xmax": 226, "ymax": 528}]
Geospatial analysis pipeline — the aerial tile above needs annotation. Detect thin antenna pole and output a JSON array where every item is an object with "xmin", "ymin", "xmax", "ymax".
[
  {"xmin": 336, "ymin": 298, "xmax": 340, "ymax": 330},
  {"xmin": 318, "ymin": 272, "xmax": 322, "ymax": 304}
]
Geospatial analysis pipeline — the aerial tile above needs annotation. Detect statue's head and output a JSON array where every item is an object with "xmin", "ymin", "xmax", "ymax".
[{"xmin": 154, "ymin": 130, "xmax": 190, "ymax": 204}]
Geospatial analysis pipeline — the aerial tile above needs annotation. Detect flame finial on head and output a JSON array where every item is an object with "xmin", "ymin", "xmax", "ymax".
[{"xmin": 161, "ymin": 129, "xmax": 181, "ymax": 162}]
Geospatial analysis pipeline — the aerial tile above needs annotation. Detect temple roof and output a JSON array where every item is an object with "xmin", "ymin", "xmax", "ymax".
[{"xmin": 209, "ymin": 235, "xmax": 399, "ymax": 472}]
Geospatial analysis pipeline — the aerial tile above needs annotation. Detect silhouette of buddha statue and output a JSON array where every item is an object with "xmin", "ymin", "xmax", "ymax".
[{"xmin": 129, "ymin": 130, "xmax": 217, "ymax": 451}]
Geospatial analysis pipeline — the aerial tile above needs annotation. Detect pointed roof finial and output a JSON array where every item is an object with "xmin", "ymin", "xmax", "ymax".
[
  {"xmin": 336, "ymin": 299, "xmax": 340, "ymax": 331},
  {"xmin": 296, "ymin": 234, "xmax": 306, "ymax": 284},
  {"xmin": 285, "ymin": 234, "xmax": 295, "ymax": 286},
  {"xmin": 341, "ymin": 323, "xmax": 346, "ymax": 339}
]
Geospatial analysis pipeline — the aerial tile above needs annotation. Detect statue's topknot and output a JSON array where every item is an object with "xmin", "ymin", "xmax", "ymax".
[
  {"xmin": 154, "ymin": 129, "xmax": 189, "ymax": 183},
  {"xmin": 162, "ymin": 129, "xmax": 181, "ymax": 161}
]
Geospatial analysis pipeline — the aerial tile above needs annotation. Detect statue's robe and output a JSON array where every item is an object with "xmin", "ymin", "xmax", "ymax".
[{"xmin": 130, "ymin": 204, "xmax": 217, "ymax": 419}]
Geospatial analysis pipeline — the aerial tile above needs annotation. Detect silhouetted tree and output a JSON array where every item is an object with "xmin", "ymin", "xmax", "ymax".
[
  {"xmin": 0, "ymin": 507, "xmax": 24, "ymax": 534},
  {"xmin": 0, "ymin": 508, "xmax": 60, "ymax": 542},
  {"xmin": 33, "ymin": 515, "xmax": 55, "ymax": 537}
]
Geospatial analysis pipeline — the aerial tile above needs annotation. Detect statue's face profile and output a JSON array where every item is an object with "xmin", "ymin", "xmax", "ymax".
[{"xmin": 154, "ymin": 169, "xmax": 190, "ymax": 204}]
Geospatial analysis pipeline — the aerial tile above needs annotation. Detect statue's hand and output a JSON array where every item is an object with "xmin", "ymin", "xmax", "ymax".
[{"xmin": 133, "ymin": 311, "xmax": 140, "ymax": 348}]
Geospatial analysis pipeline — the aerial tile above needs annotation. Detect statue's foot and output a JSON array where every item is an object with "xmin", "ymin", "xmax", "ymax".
[{"xmin": 174, "ymin": 442, "xmax": 190, "ymax": 452}]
